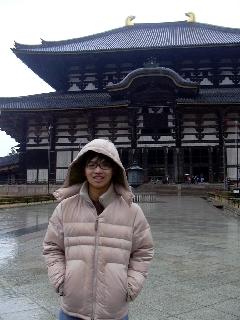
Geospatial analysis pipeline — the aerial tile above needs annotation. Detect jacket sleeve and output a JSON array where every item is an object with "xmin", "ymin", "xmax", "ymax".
[
  {"xmin": 127, "ymin": 205, "xmax": 154, "ymax": 301},
  {"xmin": 42, "ymin": 202, "xmax": 65, "ymax": 292}
]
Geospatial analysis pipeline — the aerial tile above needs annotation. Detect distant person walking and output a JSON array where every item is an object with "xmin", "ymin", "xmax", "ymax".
[{"xmin": 43, "ymin": 138, "xmax": 154, "ymax": 320}]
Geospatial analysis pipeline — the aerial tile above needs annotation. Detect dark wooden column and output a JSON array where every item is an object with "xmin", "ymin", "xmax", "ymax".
[
  {"xmin": 174, "ymin": 108, "xmax": 183, "ymax": 183},
  {"xmin": 48, "ymin": 120, "xmax": 56, "ymax": 183},
  {"xmin": 173, "ymin": 148, "xmax": 178, "ymax": 183},
  {"xmin": 208, "ymin": 146, "xmax": 213, "ymax": 183},
  {"xmin": 96, "ymin": 70, "xmax": 103, "ymax": 92},
  {"xmin": 142, "ymin": 147, "xmax": 148, "ymax": 182},
  {"xmin": 164, "ymin": 147, "xmax": 169, "ymax": 178},
  {"xmin": 87, "ymin": 112, "xmax": 96, "ymax": 141},
  {"xmin": 128, "ymin": 148, "xmax": 134, "ymax": 167},
  {"xmin": 216, "ymin": 111, "xmax": 227, "ymax": 183},
  {"xmin": 189, "ymin": 147, "xmax": 193, "ymax": 177},
  {"xmin": 18, "ymin": 118, "xmax": 27, "ymax": 184},
  {"xmin": 128, "ymin": 108, "xmax": 138, "ymax": 165}
]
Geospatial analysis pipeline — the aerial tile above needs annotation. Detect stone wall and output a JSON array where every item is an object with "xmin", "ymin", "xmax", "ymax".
[{"xmin": 0, "ymin": 184, "xmax": 59, "ymax": 196}]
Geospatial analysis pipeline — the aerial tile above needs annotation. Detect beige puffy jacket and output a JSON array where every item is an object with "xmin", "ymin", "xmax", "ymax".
[{"xmin": 43, "ymin": 139, "xmax": 154, "ymax": 320}]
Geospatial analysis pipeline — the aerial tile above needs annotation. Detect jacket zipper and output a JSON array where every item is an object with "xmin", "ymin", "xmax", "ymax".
[{"xmin": 91, "ymin": 216, "xmax": 99, "ymax": 320}]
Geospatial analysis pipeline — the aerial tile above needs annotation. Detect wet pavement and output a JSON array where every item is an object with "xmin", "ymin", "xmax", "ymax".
[{"xmin": 0, "ymin": 197, "xmax": 240, "ymax": 320}]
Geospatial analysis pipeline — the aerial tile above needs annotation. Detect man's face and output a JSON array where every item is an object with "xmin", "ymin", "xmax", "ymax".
[{"xmin": 85, "ymin": 155, "xmax": 113, "ymax": 190}]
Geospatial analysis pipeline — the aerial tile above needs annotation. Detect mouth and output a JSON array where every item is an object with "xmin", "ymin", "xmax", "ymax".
[{"xmin": 92, "ymin": 176, "xmax": 105, "ymax": 182}]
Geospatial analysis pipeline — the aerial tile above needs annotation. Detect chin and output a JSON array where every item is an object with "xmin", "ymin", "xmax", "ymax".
[{"xmin": 90, "ymin": 180, "xmax": 111, "ymax": 189}]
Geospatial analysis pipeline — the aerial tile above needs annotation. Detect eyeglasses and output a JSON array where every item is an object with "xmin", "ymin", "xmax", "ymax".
[{"xmin": 86, "ymin": 160, "xmax": 113, "ymax": 170}]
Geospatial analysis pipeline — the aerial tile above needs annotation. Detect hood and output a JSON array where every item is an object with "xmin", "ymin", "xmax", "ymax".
[{"xmin": 54, "ymin": 139, "xmax": 134, "ymax": 206}]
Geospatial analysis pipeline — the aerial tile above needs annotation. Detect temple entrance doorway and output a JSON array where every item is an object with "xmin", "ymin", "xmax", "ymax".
[{"xmin": 183, "ymin": 146, "xmax": 220, "ymax": 183}]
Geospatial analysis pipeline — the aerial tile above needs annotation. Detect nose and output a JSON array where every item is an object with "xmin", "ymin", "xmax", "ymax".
[{"xmin": 94, "ymin": 165, "xmax": 103, "ymax": 172}]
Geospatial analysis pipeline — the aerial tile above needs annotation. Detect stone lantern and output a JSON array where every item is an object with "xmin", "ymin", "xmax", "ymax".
[{"xmin": 127, "ymin": 162, "xmax": 144, "ymax": 187}]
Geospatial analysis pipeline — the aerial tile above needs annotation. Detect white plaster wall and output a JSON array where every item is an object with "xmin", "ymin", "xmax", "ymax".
[
  {"xmin": 183, "ymin": 128, "xmax": 196, "ymax": 134},
  {"xmin": 75, "ymin": 137, "xmax": 89, "ymax": 145},
  {"xmin": 38, "ymin": 169, "xmax": 48, "ymax": 182},
  {"xmin": 137, "ymin": 135, "xmax": 174, "ymax": 143},
  {"xmin": 117, "ymin": 129, "xmax": 129, "ymax": 134},
  {"xmin": 56, "ymin": 169, "xmax": 68, "ymax": 183},
  {"xmin": 27, "ymin": 169, "xmax": 37, "ymax": 183},
  {"xmin": 57, "ymin": 151, "xmax": 72, "ymax": 167},
  {"xmin": 96, "ymin": 129, "xmax": 110, "ymax": 135},
  {"xmin": 219, "ymin": 77, "xmax": 234, "ymax": 85},
  {"xmin": 160, "ymin": 135, "xmax": 175, "ymax": 142},
  {"xmin": 114, "ymin": 136, "xmax": 130, "ymax": 143},
  {"xmin": 182, "ymin": 134, "xmax": 197, "ymax": 141},
  {"xmin": 56, "ymin": 145, "xmax": 75, "ymax": 150},
  {"xmin": 183, "ymin": 121, "xmax": 195, "ymax": 126},
  {"xmin": 227, "ymin": 167, "xmax": 236, "ymax": 179},
  {"xmin": 116, "ymin": 123, "xmax": 129, "ymax": 128},
  {"xmin": 56, "ymin": 138, "xmax": 71, "ymax": 144},
  {"xmin": 200, "ymin": 78, "xmax": 213, "ymax": 85},
  {"xmin": 227, "ymin": 148, "xmax": 240, "ymax": 166},
  {"xmin": 182, "ymin": 142, "xmax": 216, "ymax": 147},
  {"xmin": 56, "ymin": 131, "xmax": 69, "ymax": 136},
  {"xmin": 203, "ymin": 127, "xmax": 217, "ymax": 134},
  {"xmin": 202, "ymin": 135, "xmax": 218, "ymax": 141},
  {"xmin": 204, "ymin": 120, "xmax": 216, "ymax": 126},
  {"xmin": 138, "ymin": 136, "xmax": 154, "ymax": 142},
  {"xmin": 27, "ymin": 138, "xmax": 36, "ymax": 144},
  {"xmin": 27, "ymin": 146, "xmax": 48, "ymax": 150}
]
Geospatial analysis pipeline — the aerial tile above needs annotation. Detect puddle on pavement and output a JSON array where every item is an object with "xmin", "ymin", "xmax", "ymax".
[{"xmin": 0, "ymin": 237, "xmax": 17, "ymax": 266}]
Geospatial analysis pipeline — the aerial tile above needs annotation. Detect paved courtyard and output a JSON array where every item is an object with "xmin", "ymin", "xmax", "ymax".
[{"xmin": 0, "ymin": 196, "xmax": 240, "ymax": 320}]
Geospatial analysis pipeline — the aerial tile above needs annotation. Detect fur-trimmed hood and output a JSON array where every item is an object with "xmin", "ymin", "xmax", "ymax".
[{"xmin": 53, "ymin": 139, "xmax": 134, "ymax": 206}]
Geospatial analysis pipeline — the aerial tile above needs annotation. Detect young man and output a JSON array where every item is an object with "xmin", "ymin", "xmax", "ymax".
[{"xmin": 43, "ymin": 139, "xmax": 154, "ymax": 320}]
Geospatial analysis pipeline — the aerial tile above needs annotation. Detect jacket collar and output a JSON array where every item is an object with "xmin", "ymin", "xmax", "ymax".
[{"xmin": 80, "ymin": 181, "xmax": 118, "ymax": 209}]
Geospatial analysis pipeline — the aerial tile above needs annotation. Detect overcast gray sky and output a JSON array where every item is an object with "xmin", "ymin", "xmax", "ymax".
[{"xmin": 0, "ymin": 0, "xmax": 239, "ymax": 156}]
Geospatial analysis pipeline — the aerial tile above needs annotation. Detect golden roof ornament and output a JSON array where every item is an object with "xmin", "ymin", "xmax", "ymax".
[
  {"xmin": 185, "ymin": 12, "xmax": 196, "ymax": 22},
  {"xmin": 125, "ymin": 15, "xmax": 136, "ymax": 26}
]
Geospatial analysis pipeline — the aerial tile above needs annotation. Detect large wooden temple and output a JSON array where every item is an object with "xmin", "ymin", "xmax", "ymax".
[{"xmin": 1, "ymin": 16, "xmax": 240, "ymax": 184}]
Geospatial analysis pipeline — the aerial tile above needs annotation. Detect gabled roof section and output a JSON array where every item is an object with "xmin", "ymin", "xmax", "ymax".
[{"xmin": 12, "ymin": 22, "xmax": 240, "ymax": 54}]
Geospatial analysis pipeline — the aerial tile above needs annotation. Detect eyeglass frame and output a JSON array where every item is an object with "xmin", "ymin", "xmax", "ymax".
[{"xmin": 85, "ymin": 158, "xmax": 113, "ymax": 170}]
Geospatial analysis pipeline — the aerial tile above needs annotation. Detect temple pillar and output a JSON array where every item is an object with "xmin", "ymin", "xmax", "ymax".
[
  {"xmin": 217, "ymin": 111, "xmax": 226, "ymax": 183},
  {"xmin": 164, "ymin": 147, "xmax": 168, "ymax": 178},
  {"xmin": 142, "ymin": 147, "xmax": 149, "ymax": 182},
  {"xmin": 87, "ymin": 112, "xmax": 96, "ymax": 140},
  {"xmin": 48, "ymin": 121, "xmax": 56, "ymax": 184},
  {"xmin": 128, "ymin": 148, "xmax": 134, "ymax": 167},
  {"xmin": 189, "ymin": 147, "xmax": 193, "ymax": 177},
  {"xmin": 178, "ymin": 148, "xmax": 184, "ymax": 182},
  {"xmin": 18, "ymin": 118, "xmax": 27, "ymax": 183},
  {"xmin": 174, "ymin": 148, "xmax": 179, "ymax": 183},
  {"xmin": 174, "ymin": 106, "xmax": 183, "ymax": 183},
  {"xmin": 208, "ymin": 146, "xmax": 213, "ymax": 183}
]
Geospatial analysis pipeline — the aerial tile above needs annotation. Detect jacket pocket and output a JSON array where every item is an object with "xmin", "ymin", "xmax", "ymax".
[
  {"xmin": 62, "ymin": 260, "xmax": 90, "ymax": 312},
  {"xmin": 103, "ymin": 263, "xmax": 128, "ymax": 313}
]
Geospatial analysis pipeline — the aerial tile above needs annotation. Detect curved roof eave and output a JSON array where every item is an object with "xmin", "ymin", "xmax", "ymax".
[{"xmin": 12, "ymin": 42, "xmax": 240, "ymax": 56}]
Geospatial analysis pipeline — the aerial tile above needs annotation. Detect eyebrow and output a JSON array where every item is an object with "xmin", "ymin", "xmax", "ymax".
[{"xmin": 88, "ymin": 158, "xmax": 108, "ymax": 163}]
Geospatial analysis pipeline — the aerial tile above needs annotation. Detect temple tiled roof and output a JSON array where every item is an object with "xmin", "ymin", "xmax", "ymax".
[
  {"xmin": 13, "ymin": 22, "xmax": 240, "ymax": 53},
  {"xmin": 0, "ymin": 88, "xmax": 240, "ymax": 111},
  {"xmin": 0, "ymin": 92, "xmax": 128, "ymax": 111},
  {"xmin": 0, "ymin": 154, "xmax": 19, "ymax": 167},
  {"xmin": 178, "ymin": 88, "xmax": 240, "ymax": 104}
]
